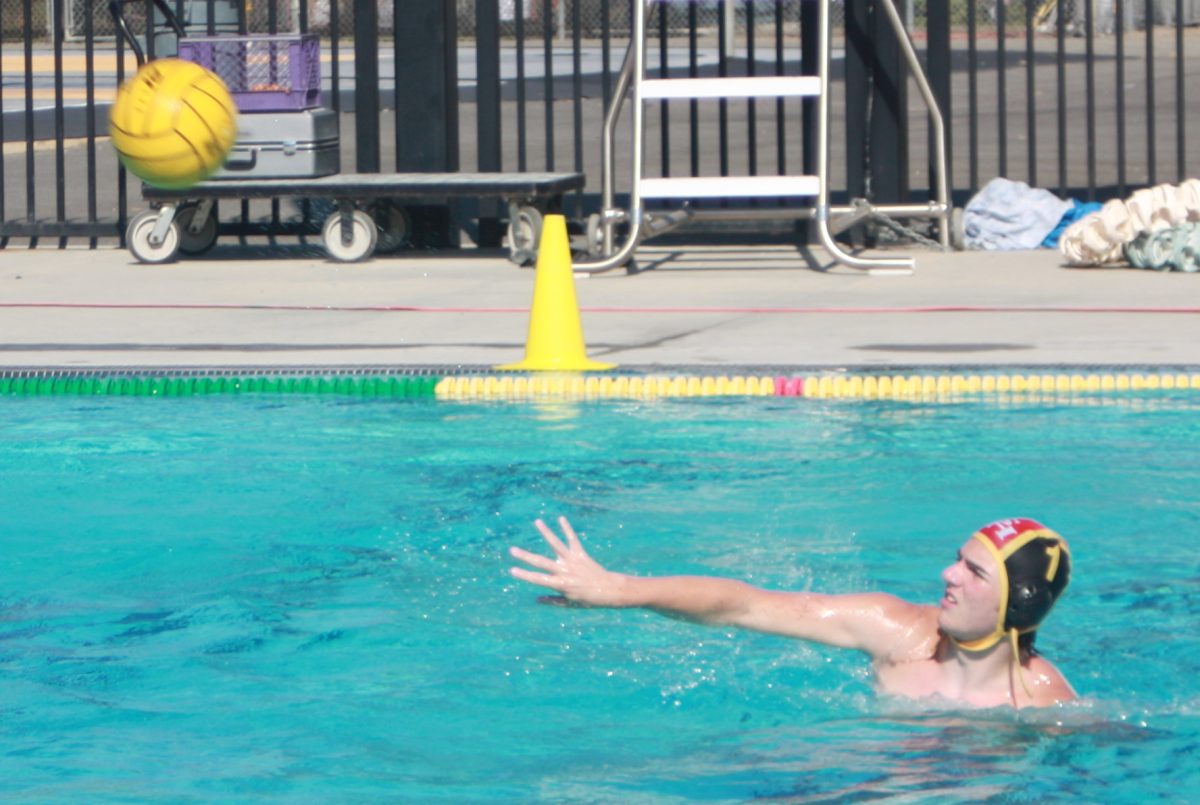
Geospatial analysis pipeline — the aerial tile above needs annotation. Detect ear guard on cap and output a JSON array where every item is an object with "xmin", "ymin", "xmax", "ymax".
[
  {"xmin": 1007, "ymin": 579, "xmax": 1058, "ymax": 631},
  {"xmin": 1005, "ymin": 541, "xmax": 1070, "ymax": 633}
]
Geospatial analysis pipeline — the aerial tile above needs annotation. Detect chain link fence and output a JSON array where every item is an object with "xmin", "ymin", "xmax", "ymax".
[{"xmin": 5, "ymin": 0, "xmax": 1197, "ymax": 43}]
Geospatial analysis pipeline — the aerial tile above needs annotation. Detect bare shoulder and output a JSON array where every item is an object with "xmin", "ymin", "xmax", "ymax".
[
  {"xmin": 867, "ymin": 592, "xmax": 934, "ymax": 622},
  {"xmin": 844, "ymin": 593, "xmax": 940, "ymax": 660},
  {"xmin": 848, "ymin": 592, "xmax": 936, "ymax": 632},
  {"xmin": 1022, "ymin": 654, "xmax": 1077, "ymax": 707}
]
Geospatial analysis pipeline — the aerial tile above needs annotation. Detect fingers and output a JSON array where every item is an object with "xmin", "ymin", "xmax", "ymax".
[
  {"xmin": 534, "ymin": 518, "xmax": 569, "ymax": 558},
  {"xmin": 509, "ymin": 565, "xmax": 565, "ymax": 591},
  {"xmin": 508, "ymin": 545, "xmax": 559, "ymax": 573},
  {"xmin": 559, "ymin": 516, "xmax": 584, "ymax": 553},
  {"xmin": 511, "ymin": 517, "xmax": 591, "ymax": 598}
]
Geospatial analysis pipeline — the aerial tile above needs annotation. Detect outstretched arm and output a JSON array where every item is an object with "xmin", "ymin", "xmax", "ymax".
[{"xmin": 509, "ymin": 517, "xmax": 930, "ymax": 659}]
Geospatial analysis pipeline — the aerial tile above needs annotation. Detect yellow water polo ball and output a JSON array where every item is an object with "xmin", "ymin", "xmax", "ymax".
[{"xmin": 109, "ymin": 58, "xmax": 238, "ymax": 190}]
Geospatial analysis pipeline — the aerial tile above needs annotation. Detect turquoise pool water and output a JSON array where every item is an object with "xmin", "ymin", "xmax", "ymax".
[{"xmin": 2, "ymin": 394, "xmax": 1199, "ymax": 802}]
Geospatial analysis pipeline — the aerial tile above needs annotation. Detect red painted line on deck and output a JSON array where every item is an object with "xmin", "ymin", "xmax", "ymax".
[{"xmin": 0, "ymin": 302, "xmax": 1198, "ymax": 314}]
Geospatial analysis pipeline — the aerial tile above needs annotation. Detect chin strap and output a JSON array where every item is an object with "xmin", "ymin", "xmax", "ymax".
[
  {"xmin": 950, "ymin": 629, "xmax": 1004, "ymax": 653},
  {"xmin": 1009, "ymin": 628, "xmax": 1033, "ymax": 700}
]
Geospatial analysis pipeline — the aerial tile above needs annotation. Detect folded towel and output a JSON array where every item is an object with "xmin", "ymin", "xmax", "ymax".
[{"xmin": 962, "ymin": 177, "xmax": 1073, "ymax": 251}]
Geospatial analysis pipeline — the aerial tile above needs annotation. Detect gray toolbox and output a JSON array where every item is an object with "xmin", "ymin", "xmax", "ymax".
[{"xmin": 212, "ymin": 107, "xmax": 339, "ymax": 180}]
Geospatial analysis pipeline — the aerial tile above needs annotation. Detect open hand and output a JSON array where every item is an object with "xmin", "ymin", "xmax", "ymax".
[{"xmin": 509, "ymin": 517, "xmax": 628, "ymax": 607}]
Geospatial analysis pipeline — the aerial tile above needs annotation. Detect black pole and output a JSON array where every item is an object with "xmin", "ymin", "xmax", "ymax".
[
  {"xmin": 844, "ymin": 0, "xmax": 870, "ymax": 245},
  {"xmin": 800, "ymin": 0, "xmax": 819, "ymax": 242},
  {"xmin": 1144, "ymin": 0, "xmax": 1156, "ymax": 186},
  {"xmin": 869, "ymin": 0, "xmax": 908, "ymax": 206},
  {"xmin": 926, "ymin": 0, "xmax": 952, "ymax": 201},
  {"xmin": 393, "ymin": 0, "xmax": 460, "ymax": 248},
  {"xmin": 354, "ymin": 0, "xmax": 380, "ymax": 173},
  {"xmin": 996, "ymin": 0, "xmax": 1007, "ymax": 179},
  {"xmin": 1116, "ymin": 0, "xmax": 1126, "ymax": 196},
  {"xmin": 1176, "ymin": 0, "xmax": 1186, "ymax": 181},
  {"xmin": 476, "ymin": 0, "xmax": 503, "ymax": 247}
]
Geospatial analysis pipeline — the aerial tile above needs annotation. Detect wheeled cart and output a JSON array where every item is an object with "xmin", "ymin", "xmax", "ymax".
[
  {"xmin": 131, "ymin": 171, "xmax": 585, "ymax": 264},
  {"xmin": 110, "ymin": 0, "xmax": 583, "ymax": 265}
]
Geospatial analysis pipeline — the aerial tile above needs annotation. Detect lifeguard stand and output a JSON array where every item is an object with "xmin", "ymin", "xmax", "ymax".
[{"xmin": 575, "ymin": 0, "xmax": 951, "ymax": 276}]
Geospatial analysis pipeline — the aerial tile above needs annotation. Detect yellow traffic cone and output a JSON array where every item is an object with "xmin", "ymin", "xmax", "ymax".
[{"xmin": 496, "ymin": 214, "xmax": 616, "ymax": 372}]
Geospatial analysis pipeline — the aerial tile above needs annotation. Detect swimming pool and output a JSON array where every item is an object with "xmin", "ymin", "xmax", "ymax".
[{"xmin": 3, "ymin": 392, "xmax": 1198, "ymax": 801}]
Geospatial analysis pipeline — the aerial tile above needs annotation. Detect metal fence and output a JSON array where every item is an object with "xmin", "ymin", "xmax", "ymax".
[
  {"xmin": 3, "ymin": 0, "xmax": 1192, "ymax": 40},
  {"xmin": 1, "ymin": 0, "xmax": 1197, "ymax": 247}
]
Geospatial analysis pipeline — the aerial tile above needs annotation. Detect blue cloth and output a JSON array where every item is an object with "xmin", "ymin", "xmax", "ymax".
[
  {"xmin": 962, "ymin": 178, "xmax": 1074, "ymax": 250},
  {"xmin": 1041, "ymin": 200, "xmax": 1105, "ymax": 248}
]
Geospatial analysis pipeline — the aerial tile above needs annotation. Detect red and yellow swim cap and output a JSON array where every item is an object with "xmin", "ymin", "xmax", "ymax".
[{"xmin": 953, "ymin": 517, "xmax": 1071, "ymax": 653}]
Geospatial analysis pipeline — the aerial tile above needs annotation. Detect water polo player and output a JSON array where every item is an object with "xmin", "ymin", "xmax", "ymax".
[{"xmin": 509, "ymin": 516, "xmax": 1075, "ymax": 709}]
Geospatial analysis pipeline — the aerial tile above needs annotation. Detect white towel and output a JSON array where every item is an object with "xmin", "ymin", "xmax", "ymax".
[{"xmin": 962, "ymin": 178, "xmax": 1073, "ymax": 251}]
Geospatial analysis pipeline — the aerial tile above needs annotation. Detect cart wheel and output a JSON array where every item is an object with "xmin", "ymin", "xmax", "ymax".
[
  {"xmin": 507, "ymin": 205, "xmax": 543, "ymax": 265},
  {"xmin": 322, "ymin": 209, "xmax": 378, "ymax": 262},
  {"xmin": 175, "ymin": 203, "xmax": 219, "ymax": 255},
  {"xmin": 127, "ymin": 209, "xmax": 181, "ymax": 264},
  {"xmin": 371, "ymin": 201, "xmax": 412, "ymax": 254}
]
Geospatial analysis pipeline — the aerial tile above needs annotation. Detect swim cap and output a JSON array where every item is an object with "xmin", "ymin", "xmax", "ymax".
[{"xmin": 952, "ymin": 517, "xmax": 1071, "ymax": 653}]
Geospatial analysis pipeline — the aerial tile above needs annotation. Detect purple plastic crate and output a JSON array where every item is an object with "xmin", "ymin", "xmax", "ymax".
[{"xmin": 178, "ymin": 33, "xmax": 322, "ymax": 112}]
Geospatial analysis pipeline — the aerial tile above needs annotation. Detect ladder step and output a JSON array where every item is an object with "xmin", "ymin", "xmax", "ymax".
[
  {"xmin": 640, "ymin": 176, "xmax": 820, "ymax": 200},
  {"xmin": 641, "ymin": 76, "xmax": 821, "ymax": 100}
]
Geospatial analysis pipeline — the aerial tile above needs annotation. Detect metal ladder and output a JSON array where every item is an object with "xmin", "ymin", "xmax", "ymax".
[{"xmin": 575, "ymin": 0, "xmax": 951, "ymax": 276}]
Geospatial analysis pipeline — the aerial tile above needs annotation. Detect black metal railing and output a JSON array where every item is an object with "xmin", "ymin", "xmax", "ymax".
[{"xmin": 1, "ymin": 0, "xmax": 1195, "ymax": 247}]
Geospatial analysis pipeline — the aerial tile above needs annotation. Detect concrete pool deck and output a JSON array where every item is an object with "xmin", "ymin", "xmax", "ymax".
[{"xmin": 0, "ymin": 240, "xmax": 1197, "ymax": 372}]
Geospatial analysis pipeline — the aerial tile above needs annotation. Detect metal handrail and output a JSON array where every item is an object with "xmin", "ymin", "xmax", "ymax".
[
  {"xmin": 577, "ymin": 0, "xmax": 650, "ymax": 274},
  {"xmin": 574, "ymin": 0, "xmax": 951, "ymax": 276}
]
